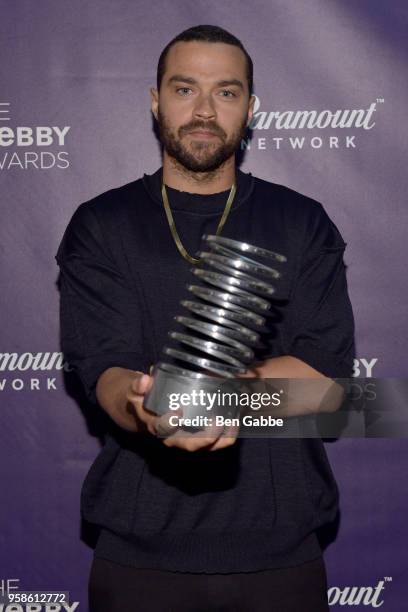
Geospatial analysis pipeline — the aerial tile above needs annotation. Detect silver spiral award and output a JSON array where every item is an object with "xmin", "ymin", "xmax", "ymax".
[{"xmin": 144, "ymin": 234, "xmax": 286, "ymax": 420}]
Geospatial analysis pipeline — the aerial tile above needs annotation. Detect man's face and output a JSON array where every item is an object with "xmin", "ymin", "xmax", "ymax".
[{"xmin": 151, "ymin": 41, "xmax": 255, "ymax": 173}]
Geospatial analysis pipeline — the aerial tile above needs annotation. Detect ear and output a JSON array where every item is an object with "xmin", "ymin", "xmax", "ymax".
[
  {"xmin": 150, "ymin": 87, "xmax": 159, "ymax": 121},
  {"xmin": 246, "ymin": 94, "xmax": 256, "ymax": 127}
]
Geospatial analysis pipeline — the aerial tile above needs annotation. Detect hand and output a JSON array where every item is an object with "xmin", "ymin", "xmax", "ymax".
[
  {"xmin": 126, "ymin": 373, "xmax": 239, "ymax": 452},
  {"xmin": 157, "ymin": 368, "xmax": 246, "ymax": 451},
  {"xmin": 125, "ymin": 373, "xmax": 180, "ymax": 437},
  {"xmin": 162, "ymin": 417, "xmax": 240, "ymax": 452},
  {"xmin": 162, "ymin": 367, "xmax": 259, "ymax": 451}
]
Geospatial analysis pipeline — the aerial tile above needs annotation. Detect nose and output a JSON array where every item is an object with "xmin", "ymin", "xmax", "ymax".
[{"xmin": 193, "ymin": 93, "xmax": 216, "ymax": 120}]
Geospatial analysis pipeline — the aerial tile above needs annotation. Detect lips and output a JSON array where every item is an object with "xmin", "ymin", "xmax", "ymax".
[{"xmin": 189, "ymin": 130, "xmax": 218, "ymax": 138}]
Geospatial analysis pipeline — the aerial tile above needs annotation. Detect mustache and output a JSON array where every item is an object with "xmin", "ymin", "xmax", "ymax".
[{"xmin": 179, "ymin": 122, "xmax": 226, "ymax": 139}]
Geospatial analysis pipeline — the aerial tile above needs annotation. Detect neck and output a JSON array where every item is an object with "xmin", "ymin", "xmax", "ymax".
[{"xmin": 162, "ymin": 152, "xmax": 236, "ymax": 194}]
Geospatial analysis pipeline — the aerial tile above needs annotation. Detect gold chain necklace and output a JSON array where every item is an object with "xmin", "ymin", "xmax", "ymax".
[{"xmin": 161, "ymin": 180, "xmax": 237, "ymax": 265}]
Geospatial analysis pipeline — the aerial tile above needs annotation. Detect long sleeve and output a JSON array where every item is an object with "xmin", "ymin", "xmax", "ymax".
[
  {"xmin": 282, "ymin": 203, "xmax": 355, "ymax": 378},
  {"xmin": 55, "ymin": 202, "xmax": 146, "ymax": 405}
]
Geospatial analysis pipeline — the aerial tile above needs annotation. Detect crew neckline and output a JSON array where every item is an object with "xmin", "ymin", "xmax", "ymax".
[{"xmin": 142, "ymin": 166, "xmax": 254, "ymax": 216}]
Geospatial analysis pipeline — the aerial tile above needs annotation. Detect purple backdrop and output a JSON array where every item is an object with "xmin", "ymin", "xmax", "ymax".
[{"xmin": 1, "ymin": 1, "xmax": 407, "ymax": 609}]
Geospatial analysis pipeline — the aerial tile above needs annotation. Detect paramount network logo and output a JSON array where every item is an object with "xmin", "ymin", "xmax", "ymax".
[
  {"xmin": 244, "ymin": 95, "xmax": 384, "ymax": 151},
  {"xmin": 0, "ymin": 352, "xmax": 71, "ymax": 392},
  {"xmin": 0, "ymin": 102, "xmax": 70, "ymax": 170},
  {"xmin": 328, "ymin": 577, "xmax": 392, "ymax": 607}
]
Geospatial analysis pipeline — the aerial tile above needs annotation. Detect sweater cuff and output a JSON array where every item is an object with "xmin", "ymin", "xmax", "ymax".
[
  {"xmin": 287, "ymin": 343, "xmax": 353, "ymax": 379},
  {"xmin": 69, "ymin": 351, "xmax": 147, "ymax": 405}
]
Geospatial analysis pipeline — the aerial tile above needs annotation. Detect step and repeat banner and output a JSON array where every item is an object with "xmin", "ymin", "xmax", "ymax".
[{"xmin": 1, "ymin": 1, "xmax": 407, "ymax": 610}]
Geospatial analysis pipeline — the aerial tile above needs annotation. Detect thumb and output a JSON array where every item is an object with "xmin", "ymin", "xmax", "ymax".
[{"xmin": 131, "ymin": 373, "xmax": 152, "ymax": 395}]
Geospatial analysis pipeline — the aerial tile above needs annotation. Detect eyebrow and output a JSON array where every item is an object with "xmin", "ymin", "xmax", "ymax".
[{"xmin": 167, "ymin": 74, "xmax": 244, "ymax": 90}]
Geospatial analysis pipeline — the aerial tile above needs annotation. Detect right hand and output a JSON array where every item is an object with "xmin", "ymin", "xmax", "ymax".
[{"xmin": 126, "ymin": 373, "xmax": 235, "ymax": 452}]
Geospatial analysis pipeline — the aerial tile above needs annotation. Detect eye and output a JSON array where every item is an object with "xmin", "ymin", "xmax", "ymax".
[
  {"xmin": 220, "ymin": 90, "xmax": 236, "ymax": 98},
  {"xmin": 176, "ymin": 87, "xmax": 193, "ymax": 95}
]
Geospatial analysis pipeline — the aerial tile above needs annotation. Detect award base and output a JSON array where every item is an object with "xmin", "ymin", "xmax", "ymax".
[{"xmin": 144, "ymin": 363, "xmax": 240, "ymax": 420}]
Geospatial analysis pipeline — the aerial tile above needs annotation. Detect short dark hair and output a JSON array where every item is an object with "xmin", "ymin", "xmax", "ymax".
[{"xmin": 157, "ymin": 25, "xmax": 253, "ymax": 96}]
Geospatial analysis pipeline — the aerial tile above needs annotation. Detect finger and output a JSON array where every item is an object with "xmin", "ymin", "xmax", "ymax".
[
  {"xmin": 162, "ymin": 430, "xmax": 221, "ymax": 450},
  {"xmin": 131, "ymin": 402, "xmax": 157, "ymax": 432},
  {"xmin": 237, "ymin": 368, "xmax": 257, "ymax": 379},
  {"xmin": 125, "ymin": 374, "xmax": 157, "ymax": 431},
  {"xmin": 129, "ymin": 395, "xmax": 158, "ymax": 427},
  {"xmin": 126, "ymin": 374, "xmax": 153, "ymax": 408},
  {"xmin": 130, "ymin": 373, "xmax": 152, "ymax": 395},
  {"xmin": 153, "ymin": 409, "xmax": 183, "ymax": 438},
  {"xmin": 162, "ymin": 423, "xmax": 224, "ymax": 450},
  {"xmin": 208, "ymin": 424, "xmax": 240, "ymax": 451}
]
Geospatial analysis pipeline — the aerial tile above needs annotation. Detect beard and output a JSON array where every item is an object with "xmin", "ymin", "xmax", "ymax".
[{"xmin": 156, "ymin": 107, "xmax": 248, "ymax": 173}]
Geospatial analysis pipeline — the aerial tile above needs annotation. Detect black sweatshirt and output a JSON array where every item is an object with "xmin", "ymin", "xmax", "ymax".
[{"xmin": 55, "ymin": 166, "xmax": 355, "ymax": 573}]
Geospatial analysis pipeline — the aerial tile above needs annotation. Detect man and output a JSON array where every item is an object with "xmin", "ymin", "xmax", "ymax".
[{"xmin": 56, "ymin": 25, "xmax": 355, "ymax": 612}]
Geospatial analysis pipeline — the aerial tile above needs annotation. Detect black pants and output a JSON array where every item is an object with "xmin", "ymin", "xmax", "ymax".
[{"xmin": 89, "ymin": 555, "xmax": 329, "ymax": 612}]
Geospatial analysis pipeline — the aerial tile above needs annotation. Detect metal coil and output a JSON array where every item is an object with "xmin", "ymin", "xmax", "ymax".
[{"xmin": 159, "ymin": 234, "xmax": 287, "ymax": 379}]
